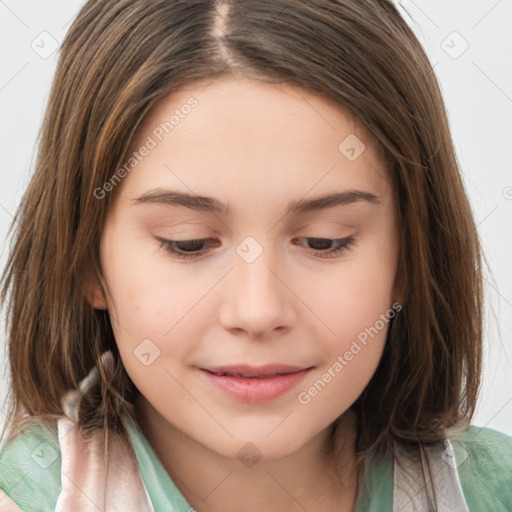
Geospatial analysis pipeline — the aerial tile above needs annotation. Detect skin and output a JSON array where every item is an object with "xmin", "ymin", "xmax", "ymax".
[{"xmin": 90, "ymin": 75, "xmax": 400, "ymax": 512}]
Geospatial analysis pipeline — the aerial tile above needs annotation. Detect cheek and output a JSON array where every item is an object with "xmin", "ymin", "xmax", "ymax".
[
  {"xmin": 295, "ymin": 280, "xmax": 392, "ymax": 424},
  {"xmin": 306, "ymin": 249, "xmax": 397, "ymax": 342},
  {"xmin": 100, "ymin": 228, "xmax": 211, "ymax": 345},
  {"xmin": 295, "ymin": 235, "xmax": 396, "ymax": 413},
  {"xmin": 100, "ymin": 231, "xmax": 237, "ymax": 417},
  {"xmin": 100, "ymin": 236, "xmax": 209, "ymax": 399}
]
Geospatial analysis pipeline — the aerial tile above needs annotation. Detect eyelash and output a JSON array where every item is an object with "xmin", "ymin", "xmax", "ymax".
[{"xmin": 154, "ymin": 235, "xmax": 356, "ymax": 260}]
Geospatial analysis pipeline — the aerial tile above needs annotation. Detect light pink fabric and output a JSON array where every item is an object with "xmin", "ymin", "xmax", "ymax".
[
  {"xmin": 54, "ymin": 417, "xmax": 154, "ymax": 511},
  {"xmin": 0, "ymin": 419, "xmax": 154, "ymax": 512},
  {"xmin": 0, "ymin": 490, "xmax": 23, "ymax": 511},
  {"xmin": 54, "ymin": 352, "xmax": 155, "ymax": 511},
  {"xmin": 0, "ymin": 351, "xmax": 155, "ymax": 511}
]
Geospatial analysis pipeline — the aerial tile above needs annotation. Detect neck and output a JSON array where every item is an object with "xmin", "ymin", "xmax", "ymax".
[{"xmin": 135, "ymin": 395, "xmax": 360, "ymax": 512}]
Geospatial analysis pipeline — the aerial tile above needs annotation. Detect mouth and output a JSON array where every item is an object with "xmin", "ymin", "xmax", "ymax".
[
  {"xmin": 199, "ymin": 364, "xmax": 314, "ymax": 402},
  {"xmin": 201, "ymin": 364, "xmax": 311, "ymax": 378}
]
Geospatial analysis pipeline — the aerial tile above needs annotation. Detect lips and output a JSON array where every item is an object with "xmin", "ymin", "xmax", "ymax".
[
  {"xmin": 202, "ymin": 364, "xmax": 308, "ymax": 378},
  {"xmin": 199, "ymin": 364, "xmax": 313, "ymax": 402}
]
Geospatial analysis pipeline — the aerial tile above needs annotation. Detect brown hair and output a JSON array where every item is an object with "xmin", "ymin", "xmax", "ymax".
[{"xmin": 1, "ymin": 0, "xmax": 483, "ymax": 491}]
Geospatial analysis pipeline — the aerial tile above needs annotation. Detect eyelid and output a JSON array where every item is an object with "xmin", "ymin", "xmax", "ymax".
[
  {"xmin": 154, "ymin": 235, "xmax": 356, "ymax": 260},
  {"xmin": 293, "ymin": 235, "xmax": 356, "ymax": 259},
  {"xmin": 154, "ymin": 236, "xmax": 218, "ymax": 260}
]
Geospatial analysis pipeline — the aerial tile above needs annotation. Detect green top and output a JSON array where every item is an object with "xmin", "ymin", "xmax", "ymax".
[{"xmin": 0, "ymin": 419, "xmax": 511, "ymax": 511}]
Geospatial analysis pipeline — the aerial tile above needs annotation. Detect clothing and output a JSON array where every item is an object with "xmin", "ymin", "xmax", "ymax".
[
  {"xmin": 2, "ymin": 416, "xmax": 511, "ymax": 511},
  {"xmin": 1, "ymin": 357, "xmax": 511, "ymax": 511}
]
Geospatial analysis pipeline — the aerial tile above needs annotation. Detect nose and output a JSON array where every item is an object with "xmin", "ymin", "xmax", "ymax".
[{"xmin": 218, "ymin": 247, "xmax": 297, "ymax": 339}]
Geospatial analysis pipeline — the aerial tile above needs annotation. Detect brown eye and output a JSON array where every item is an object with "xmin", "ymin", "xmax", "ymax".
[
  {"xmin": 155, "ymin": 237, "xmax": 219, "ymax": 259},
  {"xmin": 294, "ymin": 236, "xmax": 356, "ymax": 258}
]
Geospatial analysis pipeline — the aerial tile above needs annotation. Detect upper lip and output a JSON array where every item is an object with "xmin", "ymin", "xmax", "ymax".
[{"xmin": 200, "ymin": 364, "xmax": 312, "ymax": 378}]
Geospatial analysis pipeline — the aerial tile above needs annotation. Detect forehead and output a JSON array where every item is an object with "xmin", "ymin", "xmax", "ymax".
[{"xmin": 116, "ymin": 75, "xmax": 390, "ymax": 206}]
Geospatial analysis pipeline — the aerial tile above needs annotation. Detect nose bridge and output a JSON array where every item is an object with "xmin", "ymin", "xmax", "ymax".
[
  {"xmin": 219, "ymin": 235, "xmax": 295, "ymax": 336},
  {"xmin": 235, "ymin": 235, "xmax": 286, "ymax": 305}
]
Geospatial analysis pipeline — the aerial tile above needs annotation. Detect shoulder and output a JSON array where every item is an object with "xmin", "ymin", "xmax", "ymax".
[
  {"xmin": 0, "ymin": 421, "xmax": 62, "ymax": 511},
  {"xmin": 449, "ymin": 425, "xmax": 512, "ymax": 511}
]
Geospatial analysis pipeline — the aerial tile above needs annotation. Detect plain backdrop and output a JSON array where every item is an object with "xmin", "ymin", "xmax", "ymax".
[{"xmin": 1, "ymin": 1, "xmax": 511, "ymax": 436}]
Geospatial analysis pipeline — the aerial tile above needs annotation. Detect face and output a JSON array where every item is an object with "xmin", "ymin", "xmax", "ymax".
[{"xmin": 92, "ymin": 75, "xmax": 400, "ymax": 460}]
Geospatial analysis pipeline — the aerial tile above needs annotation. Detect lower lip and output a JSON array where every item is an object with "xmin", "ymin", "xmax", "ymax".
[{"xmin": 200, "ymin": 368, "xmax": 312, "ymax": 403}]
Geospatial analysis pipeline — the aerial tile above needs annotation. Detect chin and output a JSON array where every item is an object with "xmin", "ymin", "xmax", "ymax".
[{"xmin": 202, "ymin": 424, "xmax": 318, "ymax": 463}]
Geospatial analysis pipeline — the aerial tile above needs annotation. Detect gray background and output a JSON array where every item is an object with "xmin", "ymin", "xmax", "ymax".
[{"xmin": 1, "ymin": 1, "xmax": 511, "ymax": 436}]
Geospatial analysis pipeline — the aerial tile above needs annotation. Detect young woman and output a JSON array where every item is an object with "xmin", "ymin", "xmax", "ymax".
[{"xmin": 1, "ymin": 1, "xmax": 511, "ymax": 510}]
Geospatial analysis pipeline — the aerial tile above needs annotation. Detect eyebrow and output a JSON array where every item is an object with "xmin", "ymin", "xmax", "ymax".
[{"xmin": 131, "ymin": 188, "xmax": 380, "ymax": 216}]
